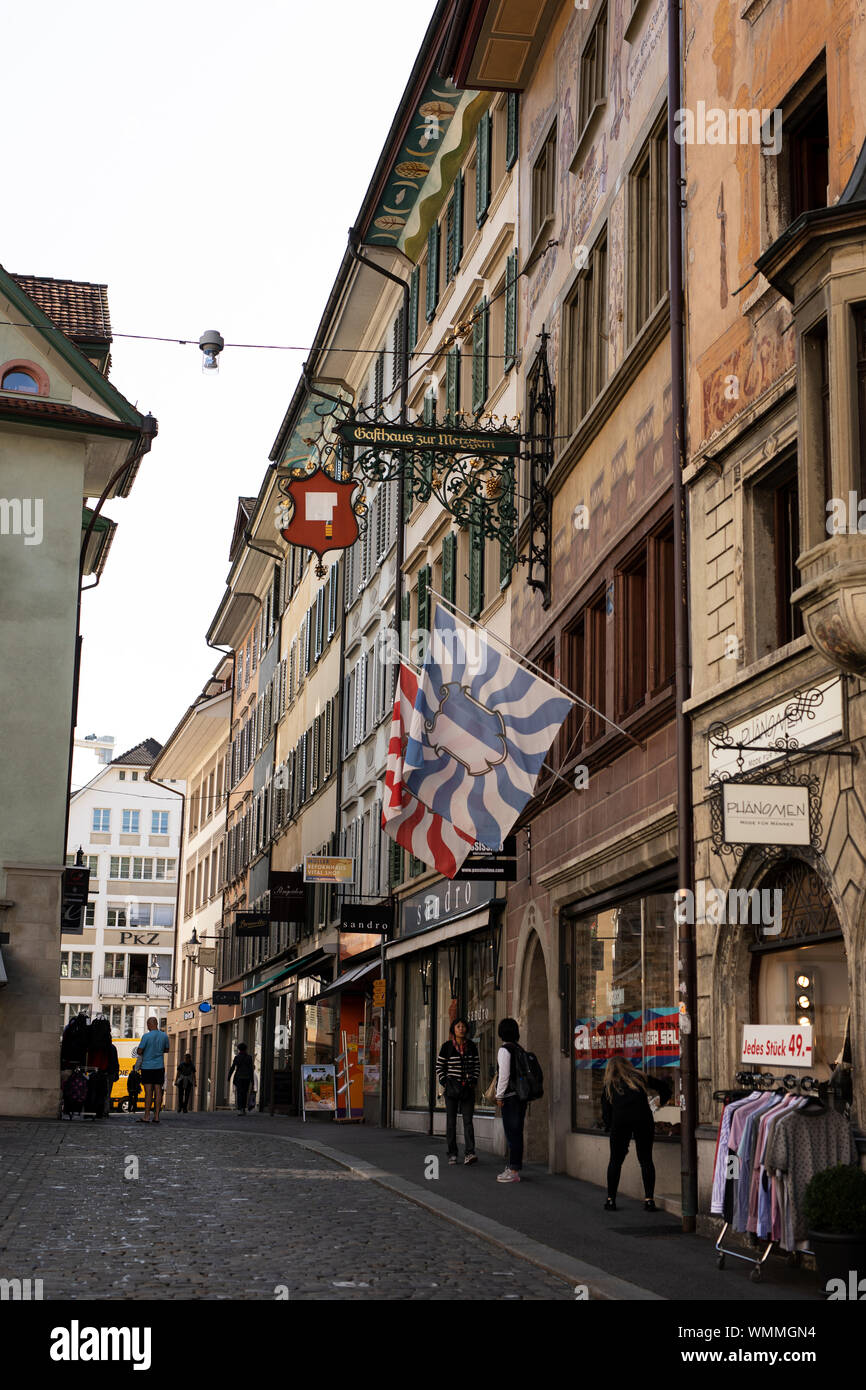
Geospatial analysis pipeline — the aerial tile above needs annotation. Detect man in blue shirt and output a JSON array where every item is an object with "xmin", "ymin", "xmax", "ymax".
[{"xmin": 136, "ymin": 1017, "xmax": 170, "ymax": 1124}]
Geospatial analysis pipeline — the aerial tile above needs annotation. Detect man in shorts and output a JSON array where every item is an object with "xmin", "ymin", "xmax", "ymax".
[{"xmin": 136, "ymin": 1017, "xmax": 170, "ymax": 1124}]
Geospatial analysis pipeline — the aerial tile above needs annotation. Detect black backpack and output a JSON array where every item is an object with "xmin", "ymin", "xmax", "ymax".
[
  {"xmin": 61, "ymin": 1012, "xmax": 90, "ymax": 1065},
  {"xmin": 88, "ymin": 1017, "xmax": 112, "ymax": 1053},
  {"xmin": 508, "ymin": 1043, "xmax": 544, "ymax": 1102}
]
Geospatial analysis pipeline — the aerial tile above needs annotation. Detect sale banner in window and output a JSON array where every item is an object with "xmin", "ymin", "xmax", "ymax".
[{"xmin": 573, "ymin": 1008, "xmax": 680, "ymax": 1069}]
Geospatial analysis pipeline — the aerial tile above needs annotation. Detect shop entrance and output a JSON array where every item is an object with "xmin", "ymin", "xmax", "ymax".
[{"xmin": 522, "ymin": 934, "xmax": 550, "ymax": 1163}]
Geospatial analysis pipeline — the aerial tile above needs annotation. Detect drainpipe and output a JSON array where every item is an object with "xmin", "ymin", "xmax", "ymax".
[
  {"xmin": 668, "ymin": 0, "xmax": 698, "ymax": 1230},
  {"xmin": 347, "ymin": 228, "xmax": 411, "ymax": 1130}
]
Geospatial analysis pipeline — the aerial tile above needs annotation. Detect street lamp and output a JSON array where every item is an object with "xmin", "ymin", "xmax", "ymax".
[{"xmin": 199, "ymin": 329, "xmax": 224, "ymax": 372}]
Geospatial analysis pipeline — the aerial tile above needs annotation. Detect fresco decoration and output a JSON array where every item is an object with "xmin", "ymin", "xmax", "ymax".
[
  {"xmin": 366, "ymin": 78, "xmax": 462, "ymax": 250},
  {"xmin": 699, "ymin": 305, "xmax": 795, "ymax": 443}
]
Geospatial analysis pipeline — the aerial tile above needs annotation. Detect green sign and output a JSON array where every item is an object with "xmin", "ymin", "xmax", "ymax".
[{"xmin": 337, "ymin": 420, "xmax": 520, "ymax": 457}]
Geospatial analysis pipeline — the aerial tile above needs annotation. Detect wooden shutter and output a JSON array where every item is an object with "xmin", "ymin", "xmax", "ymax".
[
  {"xmin": 442, "ymin": 531, "xmax": 457, "ymax": 605},
  {"xmin": 454, "ymin": 170, "xmax": 463, "ymax": 271},
  {"xmin": 425, "ymin": 223, "xmax": 439, "ymax": 321},
  {"xmin": 506, "ymin": 92, "xmax": 519, "ymax": 170},
  {"xmin": 421, "ymin": 391, "xmax": 435, "ymax": 490},
  {"xmin": 391, "ymin": 308, "xmax": 405, "ymax": 391},
  {"xmin": 409, "ymin": 266, "xmax": 420, "ymax": 349},
  {"xmin": 476, "ymin": 110, "xmax": 491, "ymax": 225},
  {"xmin": 304, "ymin": 610, "xmax": 312, "ymax": 674},
  {"xmin": 374, "ymin": 349, "xmax": 385, "ymax": 412},
  {"xmin": 446, "ymin": 344, "xmax": 460, "ymax": 419},
  {"xmin": 324, "ymin": 698, "xmax": 334, "ymax": 778},
  {"xmin": 315, "ymin": 586, "xmax": 325, "ymax": 659},
  {"xmin": 472, "ymin": 297, "xmax": 489, "ymax": 413},
  {"xmin": 504, "ymin": 250, "xmax": 518, "ymax": 370},
  {"xmin": 389, "ymin": 838, "xmax": 403, "ymax": 888},
  {"xmin": 418, "ymin": 564, "xmax": 432, "ymax": 634},
  {"xmin": 469, "ymin": 502, "xmax": 485, "ymax": 618},
  {"xmin": 328, "ymin": 563, "xmax": 338, "ymax": 637}
]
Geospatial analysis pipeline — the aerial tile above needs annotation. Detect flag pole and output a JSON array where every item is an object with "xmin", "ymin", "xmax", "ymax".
[{"xmin": 428, "ymin": 587, "xmax": 644, "ymax": 750}]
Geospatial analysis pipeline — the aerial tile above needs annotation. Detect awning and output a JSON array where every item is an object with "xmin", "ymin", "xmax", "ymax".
[
  {"xmin": 240, "ymin": 948, "xmax": 329, "ymax": 998},
  {"xmin": 385, "ymin": 907, "xmax": 495, "ymax": 960},
  {"xmin": 307, "ymin": 959, "xmax": 379, "ymax": 1002}
]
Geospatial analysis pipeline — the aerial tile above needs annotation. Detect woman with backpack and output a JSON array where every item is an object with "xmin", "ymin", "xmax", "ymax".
[
  {"xmin": 437, "ymin": 1018, "xmax": 480, "ymax": 1166},
  {"xmin": 495, "ymin": 1017, "xmax": 529, "ymax": 1183},
  {"xmin": 601, "ymin": 1055, "xmax": 672, "ymax": 1211}
]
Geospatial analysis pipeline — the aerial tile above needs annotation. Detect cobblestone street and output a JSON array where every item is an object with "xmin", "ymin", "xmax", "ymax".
[{"xmin": 0, "ymin": 1115, "xmax": 572, "ymax": 1301}]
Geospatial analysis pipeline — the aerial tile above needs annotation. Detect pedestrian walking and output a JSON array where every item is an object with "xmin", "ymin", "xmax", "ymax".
[
  {"xmin": 175, "ymin": 1053, "xmax": 196, "ymax": 1113},
  {"xmin": 135, "ymin": 1016, "xmax": 170, "ymax": 1124},
  {"xmin": 126, "ymin": 1062, "xmax": 142, "ymax": 1114},
  {"xmin": 601, "ymin": 1055, "xmax": 672, "ymax": 1211},
  {"xmin": 437, "ymin": 1017, "xmax": 480, "ymax": 1166},
  {"xmin": 228, "ymin": 1042, "xmax": 254, "ymax": 1113},
  {"xmin": 495, "ymin": 1017, "xmax": 527, "ymax": 1183}
]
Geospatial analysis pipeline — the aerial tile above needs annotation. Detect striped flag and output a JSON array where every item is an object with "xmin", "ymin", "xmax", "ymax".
[
  {"xmin": 403, "ymin": 606, "xmax": 572, "ymax": 849},
  {"xmin": 381, "ymin": 662, "xmax": 476, "ymax": 878}
]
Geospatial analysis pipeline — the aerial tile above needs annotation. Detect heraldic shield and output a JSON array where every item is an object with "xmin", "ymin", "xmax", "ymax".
[{"xmin": 278, "ymin": 468, "xmax": 360, "ymax": 564}]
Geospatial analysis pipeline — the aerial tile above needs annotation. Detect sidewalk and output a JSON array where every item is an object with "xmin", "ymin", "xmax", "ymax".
[{"xmin": 263, "ymin": 1114, "xmax": 821, "ymax": 1302}]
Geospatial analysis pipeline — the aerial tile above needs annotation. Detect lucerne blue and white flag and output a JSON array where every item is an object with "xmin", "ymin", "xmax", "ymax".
[{"xmin": 403, "ymin": 606, "xmax": 573, "ymax": 849}]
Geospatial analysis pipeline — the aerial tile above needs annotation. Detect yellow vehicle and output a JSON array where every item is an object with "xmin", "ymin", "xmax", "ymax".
[{"xmin": 111, "ymin": 1037, "xmax": 144, "ymax": 1112}]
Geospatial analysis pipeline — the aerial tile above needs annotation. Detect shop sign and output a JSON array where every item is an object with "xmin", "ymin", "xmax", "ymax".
[
  {"xmin": 340, "ymin": 903, "xmax": 394, "ymax": 934},
  {"xmin": 61, "ymin": 866, "xmax": 90, "ymax": 936},
  {"xmin": 336, "ymin": 419, "xmax": 521, "ymax": 457},
  {"xmin": 399, "ymin": 878, "xmax": 496, "ymax": 938},
  {"xmin": 301, "ymin": 1063, "xmax": 337, "ymax": 1114},
  {"xmin": 721, "ymin": 782, "xmax": 811, "ymax": 846},
  {"xmin": 304, "ymin": 855, "xmax": 354, "ymax": 884},
  {"xmin": 269, "ymin": 870, "xmax": 306, "ymax": 922},
  {"xmin": 573, "ymin": 1008, "xmax": 680, "ymax": 1068},
  {"xmin": 741, "ymin": 1023, "xmax": 813, "ymax": 1066},
  {"xmin": 235, "ymin": 911, "xmax": 271, "ymax": 938},
  {"xmin": 212, "ymin": 990, "xmax": 241, "ymax": 1005},
  {"xmin": 452, "ymin": 835, "xmax": 518, "ymax": 882},
  {"xmin": 278, "ymin": 467, "xmax": 360, "ymax": 561},
  {"xmin": 372, "ymin": 979, "xmax": 386, "ymax": 1008},
  {"xmin": 708, "ymin": 677, "xmax": 843, "ymax": 778},
  {"xmin": 183, "ymin": 1009, "xmax": 195, "ymax": 1020}
]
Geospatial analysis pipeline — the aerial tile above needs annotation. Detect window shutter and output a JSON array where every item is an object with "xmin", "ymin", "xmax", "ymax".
[
  {"xmin": 345, "ymin": 541, "xmax": 356, "ymax": 605},
  {"xmin": 391, "ymin": 308, "xmax": 405, "ymax": 391},
  {"xmin": 325, "ymin": 698, "xmax": 334, "ymax": 778},
  {"xmin": 389, "ymin": 837, "xmax": 403, "ymax": 888},
  {"xmin": 402, "ymin": 454, "xmax": 414, "ymax": 518},
  {"xmin": 304, "ymin": 609, "xmax": 312, "ymax": 673},
  {"xmin": 445, "ymin": 198, "xmax": 456, "ymax": 283},
  {"xmin": 476, "ymin": 110, "xmax": 491, "ymax": 225},
  {"xmin": 425, "ymin": 223, "xmax": 439, "ymax": 321},
  {"xmin": 469, "ymin": 501, "xmax": 485, "ymax": 618},
  {"xmin": 446, "ymin": 344, "xmax": 460, "ymax": 419},
  {"xmin": 315, "ymin": 586, "xmax": 325, "ymax": 659},
  {"xmin": 472, "ymin": 296, "xmax": 489, "ymax": 413},
  {"xmin": 421, "ymin": 390, "xmax": 435, "ymax": 490},
  {"xmin": 409, "ymin": 266, "xmax": 420, "ymax": 349},
  {"xmin": 506, "ymin": 92, "xmax": 519, "ymax": 170},
  {"xmin": 454, "ymin": 170, "xmax": 463, "ymax": 271},
  {"xmin": 418, "ymin": 564, "xmax": 432, "ymax": 634},
  {"xmin": 374, "ymin": 349, "xmax": 385, "ymax": 413},
  {"xmin": 312, "ymin": 715, "xmax": 320, "ymax": 792},
  {"xmin": 442, "ymin": 531, "xmax": 457, "ymax": 605},
  {"xmin": 504, "ymin": 250, "xmax": 518, "ymax": 371},
  {"xmin": 359, "ymin": 651, "xmax": 368, "ymax": 741},
  {"xmin": 328, "ymin": 563, "xmax": 338, "ymax": 637}
]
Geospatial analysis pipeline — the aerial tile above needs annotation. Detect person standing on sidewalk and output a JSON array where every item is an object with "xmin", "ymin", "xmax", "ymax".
[
  {"xmin": 228, "ymin": 1042, "xmax": 254, "ymax": 1114},
  {"xmin": 437, "ymin": 1018, "xmax": 480, "ymax": 1166},
  {"xmin": 495, "ymin": 1018, "xmax": 527, "ymax": 1183},
  {"xmin": 135, "ymin": 1017, "xmax": 170, "ymax": 1124},
  {"xmin": 601, "ymin": 1055, "xmax": 672, "ymax": 1211},
  {"xmin": 175, "ymin": 1053, "xmax": 196, "ymax": 1113}
]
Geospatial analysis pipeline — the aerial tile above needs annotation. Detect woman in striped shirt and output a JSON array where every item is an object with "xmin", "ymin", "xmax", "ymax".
[{"xmin": 437, "ymin": 1018, "xmax": 480, "ymax": 1165}]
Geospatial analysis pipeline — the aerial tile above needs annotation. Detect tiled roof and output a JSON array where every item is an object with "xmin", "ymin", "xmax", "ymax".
[
  {"xmin": 9, "ymin": 273, "xmax": 111, "ymax": 344},
  {"xmin": 0, "ymin": 396, "xmax": 136, "ymax": 431},
  {"xmin": 110, "ymin": 738, "xmax": 163, "ymax": 767},
  {"xmin": 241, "ymin": 496, "xmax": 257, "ymax": 513}
]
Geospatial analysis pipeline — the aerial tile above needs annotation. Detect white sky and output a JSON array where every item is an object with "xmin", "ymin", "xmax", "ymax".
[{"xmin": 1, "ymin": 0, "xmax": 434, "ymax": 788}]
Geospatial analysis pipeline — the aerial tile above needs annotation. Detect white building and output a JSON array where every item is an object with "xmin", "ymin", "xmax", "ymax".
[{"xmin": 64, "ymin": 738, "xmax": 183, "ymax": 1039}]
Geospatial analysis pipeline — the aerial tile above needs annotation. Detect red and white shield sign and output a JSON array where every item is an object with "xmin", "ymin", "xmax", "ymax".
[{"xmin": 279, "ymin": 468, "xmax": 360, "ymax": 559}]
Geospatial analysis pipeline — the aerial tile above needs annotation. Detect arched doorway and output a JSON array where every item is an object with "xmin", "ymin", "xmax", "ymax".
[{"xmin": 522, "ymin": 934, "xmax": 550, "ymax": 1163}]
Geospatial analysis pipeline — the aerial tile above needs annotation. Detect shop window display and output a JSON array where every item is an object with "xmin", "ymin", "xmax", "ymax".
[
  {"xmin": 404, "ymin": 953, "xmax": 433, "ymax": 1108},
  {"xmin": 573, "ymin": 891, "xmax": 681, "ymax": 1130}
]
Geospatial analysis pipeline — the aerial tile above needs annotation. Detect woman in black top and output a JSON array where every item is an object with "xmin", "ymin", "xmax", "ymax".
[
  {"xmin": 601, "ymin": 1055, "xmax": 672, "ymax": 1211},
  {"xmin": 175, "ymin": 1053, "xmax": 196, "ymax": 1113},
  {"xmin": 437, "ymin": 1019, "xmax": 480, "ymax": 1165}
]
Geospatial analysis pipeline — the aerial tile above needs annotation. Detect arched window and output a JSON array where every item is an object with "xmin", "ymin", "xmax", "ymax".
[{"xmin": 2, "ymin": 368, "xmax": 39, "ymax": 394}]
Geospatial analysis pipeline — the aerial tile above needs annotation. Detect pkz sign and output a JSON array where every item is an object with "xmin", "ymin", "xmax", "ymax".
[{"xmin": 721, "ymin": 782, "xmax": 811, "ymax": 846}]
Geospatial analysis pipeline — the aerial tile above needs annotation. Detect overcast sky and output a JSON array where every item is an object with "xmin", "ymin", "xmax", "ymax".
[{"xmin": 2, "ymin": 0, "xmax": 433, "ymax": 788}]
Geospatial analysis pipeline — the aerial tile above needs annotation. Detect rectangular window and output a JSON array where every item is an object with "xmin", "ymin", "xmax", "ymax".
[
  {"xmin": 504, "ymin": 249, "xmax": 518, "ymax": 371},
  {"xmin": 121, "ymin": 810, "xmax": 140, "ymax": 834},
  {"xmin": 151, "ymin": 810, "xmax": 168, "ymax": 835},
  {"xmin": 567, "ymin": 228, "xmax": 608, "ymax": 428},
  {"xmin": 92, "ymin": 808, "xmax": 110, "ymax": 833},
  {"xmin": 750, "ymin": 458, "xmax": 804, "ymax": 654},
  {"xmin": 578, "ymin": 4, "xmax": 608, "ymax": 138},
  {"xmin": 786, "ymin": 77, "xmax": 829, "ymax": 223},
  {"xmin": 425, "ymin": 222, "xmax": 440, "ymax": 321},
  {"xmin": 629, "ymin": 118, "xmax": 668, "ymax": 341},
  {"xmin": 855, "ymin": 306, "xmax": 866, "ymax": 496},
  {"xmin": 445, "ymin": 172, "xmax": 464, "ymax": 283},
  {"xmin": 506, "ymin": 91, "xmax": 519, "ymax": 170},
  {"xmin": 60, "ymin": 951, "xmax": 92, "ymax": 979},
  {"xmin": 476, "ymin": 109, "xmax": 492, "ymax": 226},
  {"xmin": 106, "ymin": 908, "xmax": 127, "ymax": 929},
  {"xmin": 84, "ymin": 901, "xmax": 95, "ymax": 927},
  {"xmin": 531, "ymin": 124, "xmax": 557, "ymax": 244},
  {"xmin": 103, "ymin": 952, "xmax": 125, "ymax": 978},
  {"xmin": 615, "ymin": 524, "xmax": 675, "ymax": 718},
  {"xmin": 472, "ymin": 297, "xmax": 489, "ymax": 414}
]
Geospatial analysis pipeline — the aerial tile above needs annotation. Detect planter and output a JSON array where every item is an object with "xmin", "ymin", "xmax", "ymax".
[{"xmin": 808, "ymin": 1229, "xmax": 866, "ymax": 1292}]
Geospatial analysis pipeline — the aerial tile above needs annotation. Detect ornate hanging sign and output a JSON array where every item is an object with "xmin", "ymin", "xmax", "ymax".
[
  {"xmin": 275, "ymin": 466, "xmax": 361, "ymax": 576},
  {"xmin": 336, "ymin": 419, "xmax": 521, "ymax": 457}
]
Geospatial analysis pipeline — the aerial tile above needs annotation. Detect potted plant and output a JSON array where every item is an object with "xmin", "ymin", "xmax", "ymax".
[{"xmin": 802, "ymin": 1163, "xmax": 866, "ymax": 1291}]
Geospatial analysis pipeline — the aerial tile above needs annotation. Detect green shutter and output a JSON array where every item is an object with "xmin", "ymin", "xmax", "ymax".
[
  {"xmin": 454, "ymin": 170, "xmax": 463, "ymax": 272},
  {"xmin": 418, "ymin": 564, "xmax": 432, "ymax": 634},
  {"xmin": 409, "ymin": 266, "xmax": 419, "ymax": 350},
  {"xmin": 472, "ymin": 297, "xmax": 488, "ymax": 414},
  {"xmin": 389, "ymin": 838, "xmax": 403, "ymax": 888},
  {"xmin": 442, "ymin": 532, "xmax": 457, "ymax": 605},
  {"xmin": 476, "ymin": 111, "xmax": 491, "ymax": 226},
  {"xmin": 421, "ymin": 391, "xmax": 435, "ymax": 494},
  {"xmin": 445, "ymin": 344, "xmax": 460, "ymax": 420},
  {"xmin": 499, "ymin": 463, "xmax": 515, "ymax": 590},
  {"xmin": 402, "ymin": 456, "xmax": 414, "ymax": 517},
  {"xmin": 506, "ymin": 92, "xmax": 519, "ymax": 170},
  {"xmin": 504, "ymin": 251, "xmax": 518, "ymax": 371},
  {"xmin": 469, "ymin": 503, "xmax": 485, "ymax": 618},
  {"xmin": 426, "ymin": 223, "xmax": 439, "ymax": 321}
]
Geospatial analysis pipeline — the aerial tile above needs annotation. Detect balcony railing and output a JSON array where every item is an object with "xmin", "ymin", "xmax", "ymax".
[{"xmin": 97, "ymin": 977, "xmax": 170, "ymax": 999}]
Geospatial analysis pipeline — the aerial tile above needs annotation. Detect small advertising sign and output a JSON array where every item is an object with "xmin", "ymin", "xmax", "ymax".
[
  {"xmin": 452, "ymin": 835, "xmax": 518, "ymax": 881},
  {"xmin": 721, "ymin": 782, "xmax": 811, "ymax": 846},
  {"xmin": 304, "ymin": 855, "xmax": 354, "ymax": 884},
  {"xmin": 61, "ymin": 866, "xmax": 90, "ymax": 936},
  {"xmin": 340, "ymin": 902, "xmax": 393, "ymax": 934},
  {"xmin": 741, "ymin": 1023, "xmax": 813, "ymax": 1067},
  {"xmin": 301, "ymin": 1063, "xmax": 337, "ymax": 1118},
  {"xmin": 212, "ymin": 990, "xmax": 241, "ymax": 1006},
  {"xmin": 269, "ymin": 870, "xmax": 306, "ymax": 922},
  {"xmin": 235, "ymin": 912, "xmax": 271, "ymax": 938},
  {"xmin": 371, "ymin": 980, "xmax": 386, "ymax": 1008}
]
